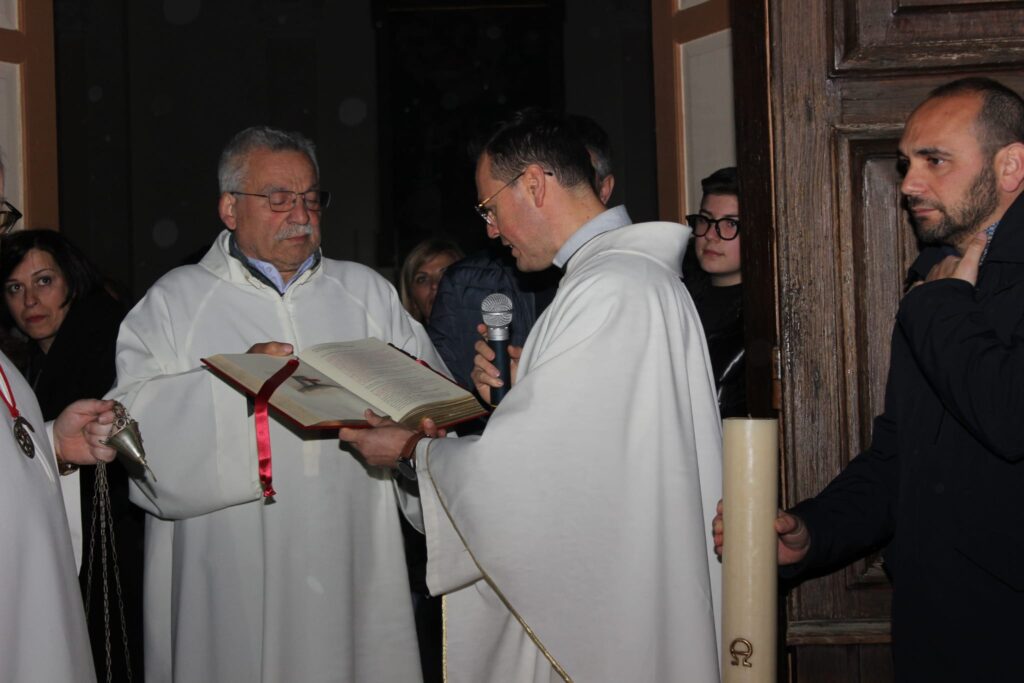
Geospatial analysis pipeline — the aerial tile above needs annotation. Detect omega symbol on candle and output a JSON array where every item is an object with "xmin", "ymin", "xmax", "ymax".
[{"xmin": 729, "ymin": 638, "xmax": 754, "ymax": 667}]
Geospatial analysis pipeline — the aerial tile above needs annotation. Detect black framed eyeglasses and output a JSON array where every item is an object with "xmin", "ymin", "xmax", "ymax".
[
  {"xmin": 231, "ymin": 189, "xmax": 331, "ymax": 213},
  {"xmin": 474, "ymin": 171, "xmax": 525, "ymax": 225},
  {"xmin": 0, "ymin": 200, "xmax": 22, "ymax": 234},
  {"xmin": 686, "ymin": 214, "xmax": 740, "ymax": 241}
]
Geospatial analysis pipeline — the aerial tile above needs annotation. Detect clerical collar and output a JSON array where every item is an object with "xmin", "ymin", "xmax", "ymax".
[
  {"xmin": 552, "ymin": 205, "xmax": 632, "ymax": 269},
  {"xmin": 228, "ymin": 234, "xmax": 320, "ymax": 295}
]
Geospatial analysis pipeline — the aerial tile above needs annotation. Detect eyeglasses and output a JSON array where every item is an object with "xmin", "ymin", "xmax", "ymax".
[
  {"xmin": 474, "ymin": 171, "xmax": 525, "ymax": 225},
  {"xmin": 0, "ymin": 200, "xmax": 22, "ymax": 234},
  {"xmin": 473, "ymin": 170, "xmax": 557, "ymax": 225},
  {"xmin": 686, "ymin": 214, "xmax": 740, "ymax": 241},
  {"xmin": 231, "ymin": 189, "xmax": 331, "ymax": 213}
]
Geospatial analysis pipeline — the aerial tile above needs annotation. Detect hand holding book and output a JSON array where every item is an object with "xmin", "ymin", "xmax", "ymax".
[
  {"xmin": 247, "ymin": 341, "xmax": 295, "ymax": 356},
  {"xmin": 203, "ymin": 337, "xmax": 486, "ymax": 430},
  {"xmin": 338, "ymin": 410, "xmax": 446, "ymax": 470}
]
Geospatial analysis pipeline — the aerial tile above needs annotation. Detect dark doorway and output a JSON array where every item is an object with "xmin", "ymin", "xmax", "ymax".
[{"xmin": 374, "ymin": 0, "xmax": 565, "ymax": 270}]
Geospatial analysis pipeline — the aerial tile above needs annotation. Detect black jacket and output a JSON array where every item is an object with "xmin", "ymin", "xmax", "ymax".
[
  {"xmin": 685, "ymin": 274, "xmax": 746, "ymax": 418},
  {"xmin": 427, "ymin": 246, "xmax": 559, "ymax": 394},
  {"xmin": 23, "ymin": 288, "xmax": 145, "ymax": 683},
  {"xmin": 26, "ymin": 289, "xmax": 123, "ymax": 420},
  {"xmin": 789, "ymin": 192, "xmax": 1024, "ymax": 682}
]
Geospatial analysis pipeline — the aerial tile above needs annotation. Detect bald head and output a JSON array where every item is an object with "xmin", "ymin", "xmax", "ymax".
[{"xmin": 923, "ymin": 77, "xmax": 1024, "ymax": 158}]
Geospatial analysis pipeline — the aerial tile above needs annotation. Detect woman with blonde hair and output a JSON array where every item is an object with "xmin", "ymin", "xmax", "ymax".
[{"xmin": 399, "ymin": 238, "xmax": 463, "ymax": 324}]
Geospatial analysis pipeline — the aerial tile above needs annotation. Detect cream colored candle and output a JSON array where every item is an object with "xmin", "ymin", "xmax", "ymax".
[{"xmin": 721, "ymin": 417, "xmax": 779, "ymax": 682}]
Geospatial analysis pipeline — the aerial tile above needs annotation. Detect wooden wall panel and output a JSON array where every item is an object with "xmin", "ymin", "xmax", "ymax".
[
  {"xmin": 792, "ymin": 643, "xmax": 895, "ymax": 683},
  {"xmin": 833, "ymin": 0, "xmax": 1024, "ymax": 73}
]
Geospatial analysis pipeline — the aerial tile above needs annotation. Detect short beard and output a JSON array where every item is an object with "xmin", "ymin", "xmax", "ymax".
[{"xmin": 907, "ymin": 163, "xmax": 998, "ymax": 246}]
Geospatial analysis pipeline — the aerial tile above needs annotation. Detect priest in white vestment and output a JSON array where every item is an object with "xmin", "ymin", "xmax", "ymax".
[
  {"xmin": 342, "ymin": 111, "xmax": 723, "ymax": 683},
  {"xmin": 0, "ymin": 353, "xmax": 115, "ymax": 683},
  {"xmin": 110, "ymin": 127, "xmax": 433, "ymax": 683},
  {"xmin": 1, "ymin": 156, "xmax": 123, "ymax": 683}
]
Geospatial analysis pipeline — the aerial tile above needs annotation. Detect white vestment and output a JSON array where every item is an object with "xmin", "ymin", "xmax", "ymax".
[
  {"xmin": 0, "ymin": 352, "xmax": 96, "ymax": 682},
  {"xmin": 113, "ymin": 231, "xmax": 437, "ymax": 683},
  {"xmin": 417, "ymin": 222, "xmax": 723, "ymax": 682}
]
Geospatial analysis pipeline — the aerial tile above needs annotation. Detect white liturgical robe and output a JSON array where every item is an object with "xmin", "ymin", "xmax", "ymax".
[
  {"xmin": 416, "ymin": 220, "xmax": 723, "ymax": 682},
  {"xmin": 0, "ymin": 352, "xmax": 95, "ymax": 683},
  {"xmin": 113, "ymin": 231, "xmax": 438, "ymax": 683}
]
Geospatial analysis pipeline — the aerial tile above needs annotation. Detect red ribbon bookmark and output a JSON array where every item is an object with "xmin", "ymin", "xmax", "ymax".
[{"xmin": 254, "ymin": 358, "xmax": 299, "ymax": 498}]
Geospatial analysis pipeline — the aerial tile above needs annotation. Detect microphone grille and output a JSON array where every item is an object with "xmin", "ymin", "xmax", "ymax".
[{"xmin": 481, "ymin": 292, "xmax": 514, "ymax": 327}]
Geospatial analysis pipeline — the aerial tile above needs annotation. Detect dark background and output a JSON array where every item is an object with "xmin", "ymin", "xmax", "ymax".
[{"xmin": 52, "ymin": 0, "xmax": 657, "ymax": 299}]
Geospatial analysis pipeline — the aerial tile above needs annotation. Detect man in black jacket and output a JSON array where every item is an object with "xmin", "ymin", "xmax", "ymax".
[{"xmin": 715, "ymin": 77, "xmax": 1024, "ymax": 681}]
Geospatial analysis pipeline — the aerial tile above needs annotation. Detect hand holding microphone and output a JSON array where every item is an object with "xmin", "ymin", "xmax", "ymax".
[{"xmin": 473, "ymin": 293, "xmax": 522, "ymax": 406}]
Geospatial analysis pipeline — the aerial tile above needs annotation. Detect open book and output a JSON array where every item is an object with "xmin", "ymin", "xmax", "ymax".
[{"xmin": 202, "ymin": 337, "xmax": 486, "ymax": 429}]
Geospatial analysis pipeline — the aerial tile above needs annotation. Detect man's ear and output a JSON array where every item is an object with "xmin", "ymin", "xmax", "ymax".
[
  {"xmin": 522, "ymin": 164, "xmax": 548, "ymax": 208},
  {"xmin": 598, "ymin": 174, "xmax": 615, "ymax": 205},
  {"xmin": 219, "ymin": 192, "xmax": 238, "ymax": 230},
  {"xmin": 995, "ymin": 142, "xmax": 1024, "ymax": 194}
]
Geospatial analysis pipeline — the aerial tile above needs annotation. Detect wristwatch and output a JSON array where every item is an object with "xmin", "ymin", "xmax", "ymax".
[{"xmin": 396, "ymin": 433, "xmax": 428, "ymax": 481}]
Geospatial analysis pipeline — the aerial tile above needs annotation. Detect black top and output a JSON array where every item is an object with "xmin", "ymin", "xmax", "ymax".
[
  {"xmin": 25, "ymin": 289, "xmax": 123, "ymax": 419},
  {"xmin": 686, "ymin": 274, "xmax": 746, "ymax": 418},
  {"xmin": 427, "ymin": 245, "xmax": 560, "ymax": 425},
  {"xmin": 21, "ymin": 288, "xmax": 145, "ymax": 683}
]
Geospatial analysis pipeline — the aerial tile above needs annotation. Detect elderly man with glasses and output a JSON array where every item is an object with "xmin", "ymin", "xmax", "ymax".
[
  {"xmin": 109, "ymin": 126, "xmax": 440, "ymax": 683},
  {"xmin": 341, "ymin": 110, "xmax": 723, "ymax": 683}
]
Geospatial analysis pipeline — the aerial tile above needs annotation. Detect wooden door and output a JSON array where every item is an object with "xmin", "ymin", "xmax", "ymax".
[
  {"xmin": 0, "ymin": 0, "xmax": 58, "ymax": 228},
  {"xmin": 651, "ymin": 0, "xmax": 733, "ymax": 221},
  {"xmin": 732, "ymin": 1, "xmax": 1024, "ymax": 680}
]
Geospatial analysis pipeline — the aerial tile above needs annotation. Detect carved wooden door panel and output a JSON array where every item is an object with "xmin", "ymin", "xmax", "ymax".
[{"xmin": 732, "ymin": 1, "xmax": 1024, "ymax": 681}]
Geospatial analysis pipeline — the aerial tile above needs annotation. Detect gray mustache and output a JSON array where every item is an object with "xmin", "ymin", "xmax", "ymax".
[{"xmin": 276, "ymin": 224, "xmax": 314, "ymax": 241}]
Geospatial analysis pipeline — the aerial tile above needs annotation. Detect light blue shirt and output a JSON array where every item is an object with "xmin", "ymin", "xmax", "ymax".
[
  {"xmin": 247, "ymin": 253, "xmax": 318, "ymax": 293},
  {"xmin": 228, "ymin": 234, "xmax": 319, "ymax": 294},
  {"xmin": 552, "ymin": 205, "xmax": 632, "ymax": 268}
]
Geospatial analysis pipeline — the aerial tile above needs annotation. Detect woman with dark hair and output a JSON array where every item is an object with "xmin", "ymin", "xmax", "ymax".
[
  {"xmin": 685, "ymin": 166, "xmax": 747, "ymax": 418},
  {"xmin": 0, "ymin": 229, "xmax": 144, "ymax": 683}
]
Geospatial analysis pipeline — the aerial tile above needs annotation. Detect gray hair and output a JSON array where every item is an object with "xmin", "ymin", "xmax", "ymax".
[{"xmin": 217, "ymin": 126, "xmax": 319, "ymax": 193}]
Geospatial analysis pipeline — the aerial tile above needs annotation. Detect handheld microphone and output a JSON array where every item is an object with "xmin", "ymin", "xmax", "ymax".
[{"xmin": 481, "ymin": 293, "xmax": 514, "ymax": 406}]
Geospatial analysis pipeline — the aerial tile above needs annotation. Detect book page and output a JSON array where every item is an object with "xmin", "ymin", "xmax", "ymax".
[
  {"xmin": 302, "ymin": 338, "xmax": 467, "ymax": 420},
  {"xmin": 204, "ymin": 354, "xmax": 376, "ymax": 427}
]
